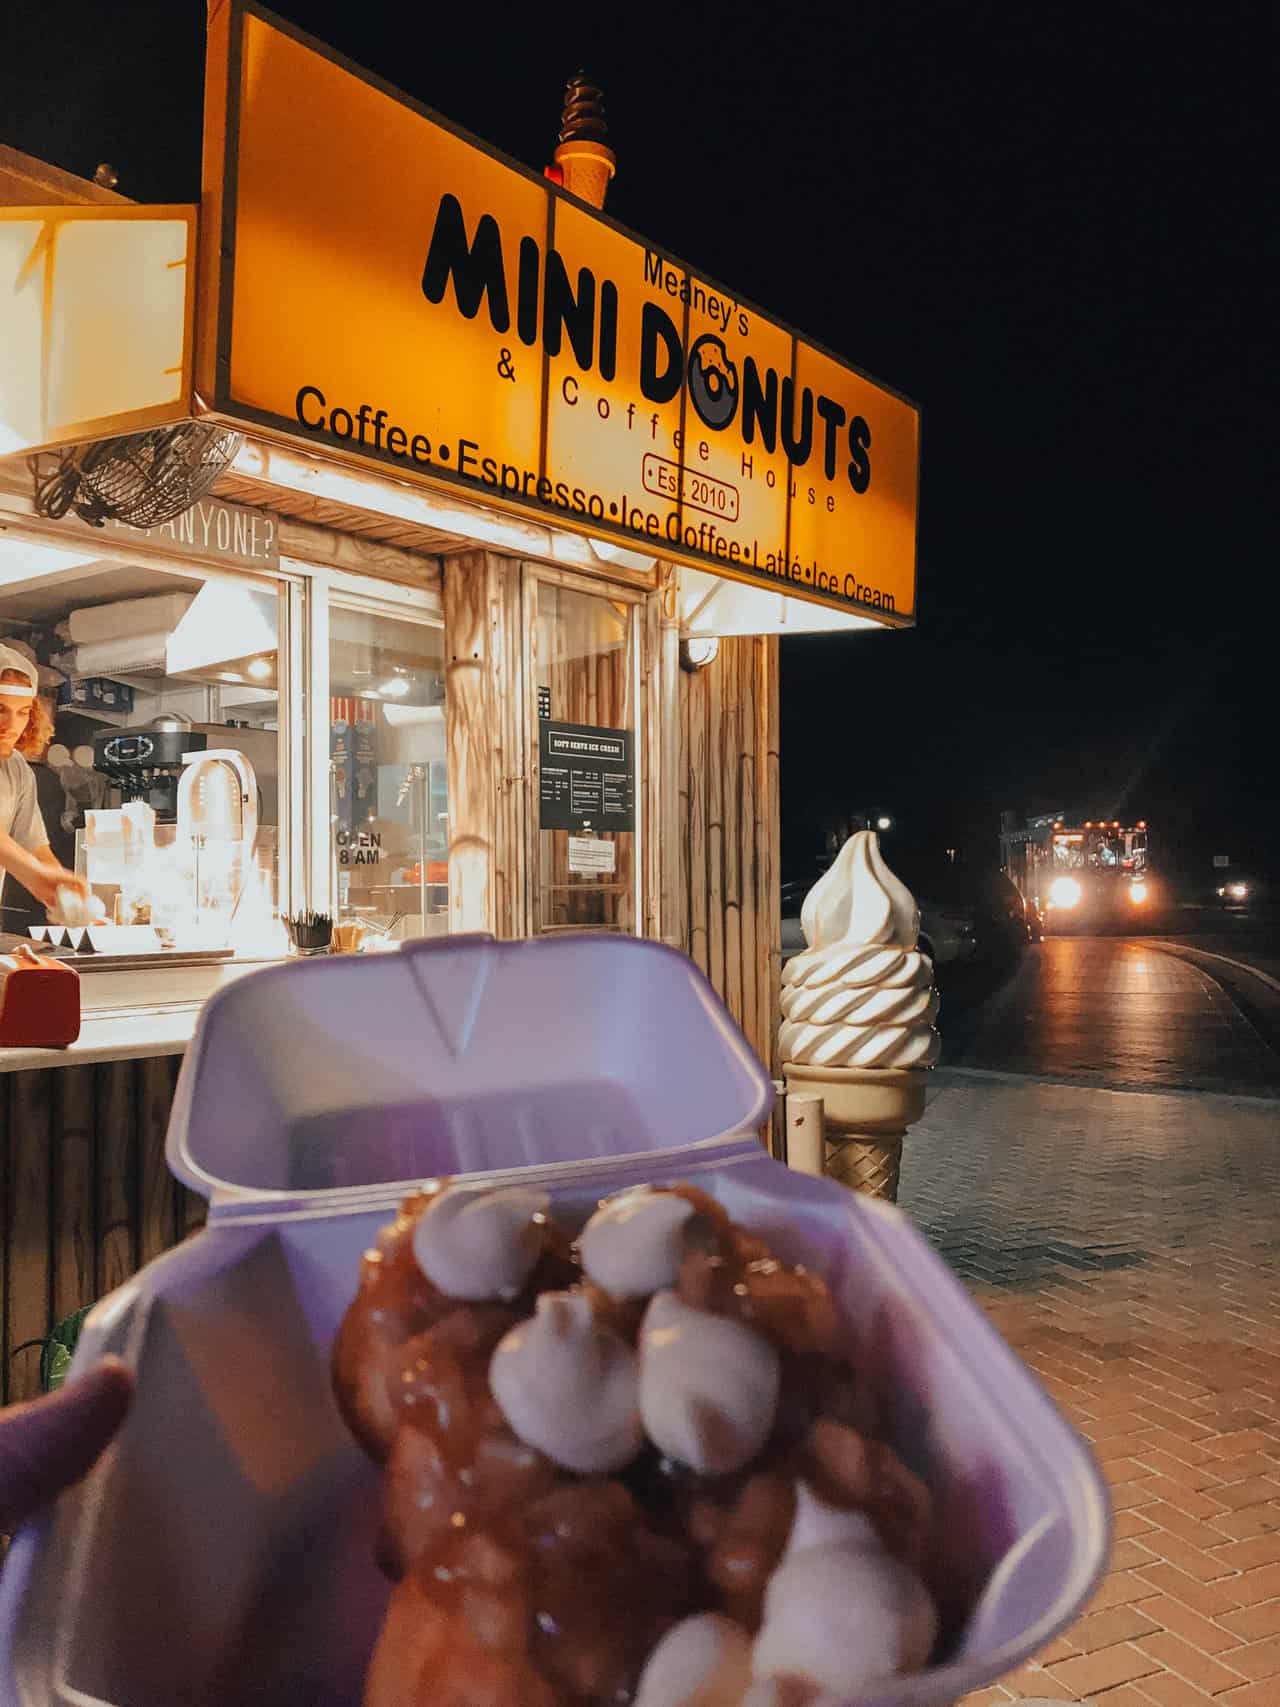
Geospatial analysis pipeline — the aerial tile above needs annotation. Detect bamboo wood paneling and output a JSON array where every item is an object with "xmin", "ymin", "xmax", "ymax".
[
  {"xmin": 1, "ymin": 1055, "xmax": 198, "ymax": 1407},
  {"xmin": 443, "ymin": 551, "xmax": 503, "ymax": 936},
  {"xmin": 643, "ymin": 594, "xmax": 667, "ymax": 943},
  {"xmin": 6, "ymin": 1073, "xmax": 51, "ymax": 1407},
  {"xmin": 759, "ymin": 638, "xmax": 781, "ymax": 1066},
  {"xmin": 52, "ymin": 1069, "xmax": 94, "ymax": 1325},
  {"xmin": 658, "ymin": 601, "xmax": 683, "ymax": 949},
  {"xmin": 677, "ymin": 636, "xmax": 781, "ymax": 1074},
  {"xmin": 140, "ymin": 1057, "xmax": 180, "ymax": 1266},
  {"xmin": 494, "ymin": 563, "xmax": 528, "ymax": 941},
  {"xmin": 96, "ymin": 1062, "xmax": 135, "ymax": 1301},
  {"xmin": 685, "ymin": 664, "xmax": 709, "ymax": 974},
  {"xmin": 722, "ymin": 640, "xmax": 744, "ymax": 1029},
  {"xmin": 738, "ymin": 641, "xmax": 759, "ymax": 1055}
]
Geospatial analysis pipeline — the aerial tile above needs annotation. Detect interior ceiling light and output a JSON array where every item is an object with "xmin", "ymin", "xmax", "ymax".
[
  {"xmin": 247, "ymin": 657, "xmax": 273, "ymax": 681},
  {"xmin": 379, "ymin": 676, "xmax": 410, "ymax": 697},
  {"xmin": 0, "ymin": 537, "xmax": 98, "ymax": 583},
  {"xmin": 382, "ymin": 703, "xmax": 444, "ymax": 727}
]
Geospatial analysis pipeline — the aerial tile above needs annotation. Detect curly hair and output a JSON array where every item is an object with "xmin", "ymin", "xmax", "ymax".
[{"xmin": 0, "ymin": 670, "xmax": 55, "ymax": 760}]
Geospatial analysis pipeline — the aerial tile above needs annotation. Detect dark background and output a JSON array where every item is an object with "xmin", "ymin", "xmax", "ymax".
[{"xmin": 2, "ymin": 0, "xmax": 1272, "ymax": 887}]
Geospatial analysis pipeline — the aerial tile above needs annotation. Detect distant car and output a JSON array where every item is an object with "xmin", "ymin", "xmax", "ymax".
[
  {"xmin": 1213, "ymin": 874, "xmax": 1260, "ymax": 909},
  {"xmin": 891, "ymin": 857, "xmax": 1031, "ymax": 967},
  {"xmin": 916, "ymin": 900, "xmax": 978, "ymax": 967}
]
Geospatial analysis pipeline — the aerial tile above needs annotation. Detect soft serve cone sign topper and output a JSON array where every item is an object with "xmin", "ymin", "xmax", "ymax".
[{"xmin": 781, "ymin": 833, "xmax": 940, "ymax": 1071}]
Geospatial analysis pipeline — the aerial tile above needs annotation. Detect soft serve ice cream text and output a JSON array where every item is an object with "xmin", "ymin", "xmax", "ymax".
[{"xmin": 780, "ymin": 832, "xmax": 940, "ymax": 1069}]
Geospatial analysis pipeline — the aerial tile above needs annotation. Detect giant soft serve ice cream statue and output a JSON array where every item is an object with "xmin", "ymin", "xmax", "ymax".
[{"xmin": 780, "ymin": 831, "xmax": 939, "ymax": 1200}]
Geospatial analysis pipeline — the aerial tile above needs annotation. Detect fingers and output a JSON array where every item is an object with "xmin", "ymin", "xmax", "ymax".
[{"xmin": 0, "ymin": 1359, "xmax": 133, "ymax": 1536}]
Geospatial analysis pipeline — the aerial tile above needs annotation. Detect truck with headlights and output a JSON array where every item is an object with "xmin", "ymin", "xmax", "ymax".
[{"xmin": 1000, "ymin": 812, "xmax": 1154, "ymax": 931}]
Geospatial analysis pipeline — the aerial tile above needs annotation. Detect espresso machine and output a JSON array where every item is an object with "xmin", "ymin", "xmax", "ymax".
[
  {"xmin": 93, "ymin": 714, "xmax": 208, "ymax": 821},
  {"xmin": 176, "ymin": 748, "xmax": 260, "ymax": 928}
]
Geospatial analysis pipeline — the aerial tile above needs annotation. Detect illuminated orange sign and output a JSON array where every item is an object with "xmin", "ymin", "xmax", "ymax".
[{"xmin": 200, "ymin": 3, "xmax": 919, "ymax": 622}]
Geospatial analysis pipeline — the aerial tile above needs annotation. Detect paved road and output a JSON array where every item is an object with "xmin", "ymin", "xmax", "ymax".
[
  {"xmin": 905, "ymin": 932, "xmax": 1280, "ymax": 1704},
  {"xmin": 937, "ymin": 936, "xmax": 1280, "ymax": 1099}
]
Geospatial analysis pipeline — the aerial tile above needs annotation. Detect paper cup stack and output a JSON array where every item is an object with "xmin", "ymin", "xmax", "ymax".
[{"xmin": 780, "ymin": 832, "xmax": 939, "ymax": 1201}]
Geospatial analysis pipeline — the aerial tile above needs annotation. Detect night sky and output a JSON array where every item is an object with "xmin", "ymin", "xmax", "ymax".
[{"xmin": 2, "ymin": 1, "xmax": 1271, "ymax": 882}]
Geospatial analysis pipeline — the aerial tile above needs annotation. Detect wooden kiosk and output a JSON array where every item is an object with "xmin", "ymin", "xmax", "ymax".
[{"xmin": 0, "ymin": 4, "xmax": 918, "ymax": 1402}]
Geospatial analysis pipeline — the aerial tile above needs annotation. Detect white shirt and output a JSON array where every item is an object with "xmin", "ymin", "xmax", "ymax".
[{"xmin": 0, "ymin": 752, "xmax": 49, "ymax": 852}]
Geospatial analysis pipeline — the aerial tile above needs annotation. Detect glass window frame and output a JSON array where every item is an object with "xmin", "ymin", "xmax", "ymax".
[
  {"xmin": 523, "ymin": 564, "xmax": 646, "ymax": 938},
  {"xmin": 48, "ymin": 552, "xmax": 306, "ymax": 957},
  {"xmin": 0, "ymin": 522, "xmax": 447, "ymax": 990},
  {"xmin": 308, "ymin": 565, "xmax": 446, "ymax": 929}
]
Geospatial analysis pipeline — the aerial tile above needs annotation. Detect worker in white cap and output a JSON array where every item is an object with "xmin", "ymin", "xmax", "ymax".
[{"xmin": 0, "ymin": 643, "xmax": 90, "ymax": 914}]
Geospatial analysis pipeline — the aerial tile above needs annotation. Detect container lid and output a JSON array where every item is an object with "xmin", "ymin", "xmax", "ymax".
[{"xmin": 167, "ymin": 934, "xmax": 774, "ymax": 1203}]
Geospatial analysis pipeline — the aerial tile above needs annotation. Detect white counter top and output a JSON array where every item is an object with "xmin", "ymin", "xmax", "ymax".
[
  {"xmin": 0, "ymin": 955, "xmax": 288, "ymax": 1073},
  {"xmin": 0, "ymin": 1004, "xmax": 199, "ymax": 1072}
]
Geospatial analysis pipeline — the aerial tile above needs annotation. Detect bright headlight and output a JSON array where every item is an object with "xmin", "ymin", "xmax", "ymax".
[
  {"xmin": 1050, "ymin": 877, "xmax": 1082, "ymax": 909},
  {"xmin": 1229, "ymin": 882, "xmax": 1248, "ymax": 899},
  {"xmin": 1129, "ymin": 882, "xmax": 1149, "ymax": 905}
]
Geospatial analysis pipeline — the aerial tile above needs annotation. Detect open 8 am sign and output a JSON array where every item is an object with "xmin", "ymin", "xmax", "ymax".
[{"xmin": 201, "ymin": 2, "xmax": 919, "ymax": 624}]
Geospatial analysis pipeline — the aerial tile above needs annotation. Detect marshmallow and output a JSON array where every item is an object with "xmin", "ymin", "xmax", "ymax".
[
  {"xmin": 638, "ymin": 1291, "xmax": 780, "ymax": 1474},
  {"xmin": 751, "ymin": 1483, "xmax": 938, "ymax": 1696},
  {"xmin": 634, "ymin": 1614, "xmax": 753, "ymax": 1707},
  {"xmin": 580, "ymin": 1186, "xmax": 696, "ymax": 1298},
  {"xmin": 411, "ymin": 1184, "xmax": 549, "ymax": 1301},
  {"xmin": 489, "ymin": 1290, "xmax": 643, "ymax": 1474}
]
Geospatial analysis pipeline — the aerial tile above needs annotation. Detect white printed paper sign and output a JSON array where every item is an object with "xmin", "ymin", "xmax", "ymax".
[{"xmin": 568, "ymin": 836, "xmax": 617, "ymax": 875}]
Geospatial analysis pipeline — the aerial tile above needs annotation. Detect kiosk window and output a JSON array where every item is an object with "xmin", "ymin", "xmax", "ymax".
[
  {"xmin": 328, "ymin": 604, "xmax": 447, "ymax": 945},
  {"xmin": 533, "ymin": 582, "xmax": 637, "ymax": 935}
]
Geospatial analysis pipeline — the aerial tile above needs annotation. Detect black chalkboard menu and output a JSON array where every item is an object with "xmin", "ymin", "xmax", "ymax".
[{"xmin": 538, "ymin": 720, "xmax": 635, "ymax": 832}]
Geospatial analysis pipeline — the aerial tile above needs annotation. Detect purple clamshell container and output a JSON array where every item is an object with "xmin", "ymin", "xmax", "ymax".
[{"xmin": 0, "ymin": 934, "xmax": 1109, "ymax": 1706}]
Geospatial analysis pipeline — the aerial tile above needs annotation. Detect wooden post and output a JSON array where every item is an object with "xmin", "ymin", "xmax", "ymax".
[
  {"xmin": 770, "ymin": 1078, "xmax": 787, "ymax": 1163},
  {"xmin": 757, "ymin": 638, "xmax": 780, "ymax": 1076},
  {"xmin": 443, "ymin": 550, "xmax": 497, "ymax": 935},
  {"xmin": 738, "ymin": 639, "xmax": 758, "ymax": 1055},
  {"xmin": 661, "ymin": 577, "xmax": 686, "ymax": 952},
  {"xmin": 493, "ymin": 562, "xmax": 527, "ymax": 940},
  {"xmin": 706, "ymin": 644, "xmax": 725, "ymax": 999},
  {"xmin": 685, "ymin": 660, "xmax": 709, "ymax": 975},
  {"xmin": 722, "ymin": 639, "xmax": 744, "ymax": 1034},
  {"xmin": 645, "ymin": 588, "xmax": 669, "ymax": 942},
  {"xmin": 786, "ymin": 1092, "xmax": 825, "ymax": 1177}
]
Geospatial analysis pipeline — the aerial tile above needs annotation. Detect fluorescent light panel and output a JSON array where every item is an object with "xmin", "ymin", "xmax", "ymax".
[{"xmin": 0, "ymin": 536, "xmax": 97, "ymax": 583}]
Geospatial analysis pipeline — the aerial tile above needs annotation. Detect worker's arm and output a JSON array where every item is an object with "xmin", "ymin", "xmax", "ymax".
[{"xmin": 0, "ymin": 829, "xmax": 85, "ymax": 912}]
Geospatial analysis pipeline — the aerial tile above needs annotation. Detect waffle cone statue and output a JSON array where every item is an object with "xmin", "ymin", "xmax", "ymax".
[{"xmin": 780, "ymin": 832, "xmax": 939, "ymax": 1201}]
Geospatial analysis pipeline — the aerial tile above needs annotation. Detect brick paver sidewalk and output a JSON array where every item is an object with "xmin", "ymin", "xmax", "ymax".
[{"xmin": 902, "ymin": 1069, "xmax": 1280, "ymax": 1706}]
